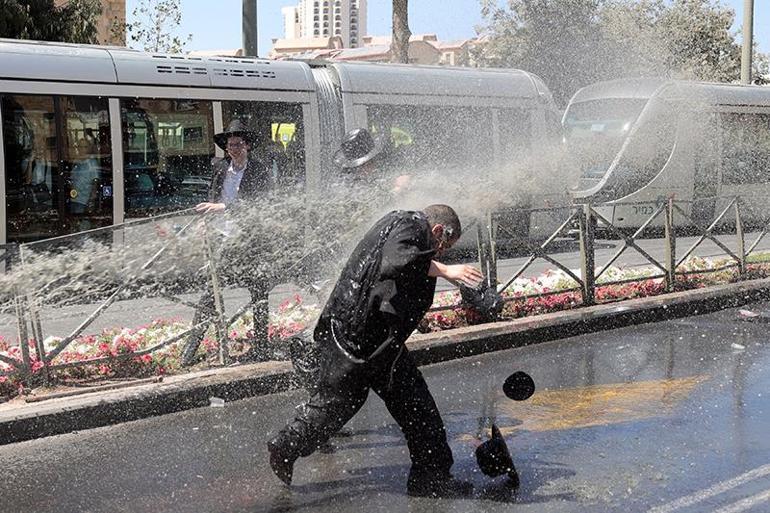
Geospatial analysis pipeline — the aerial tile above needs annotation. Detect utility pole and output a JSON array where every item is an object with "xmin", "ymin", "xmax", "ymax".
[
  {"xmin": 242, "ymin": 0, "xmax": 258, "ymax": 57},
  {"xmin": 741, "ymin": 0, "xmax": 754, "ymax": 84}
]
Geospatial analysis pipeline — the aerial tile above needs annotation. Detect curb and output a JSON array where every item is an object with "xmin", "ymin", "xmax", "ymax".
[{"xmin": 2, "ymin": 278, "xmax": 770, "ymax": 445}]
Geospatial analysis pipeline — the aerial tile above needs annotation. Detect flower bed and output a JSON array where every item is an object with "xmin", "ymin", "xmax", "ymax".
[
  {"xmin": 419, "ymin": 255, "xmax": 770, "ymax": 331},
  {"xmin": 2, "ymin": 256, "xmax": 770, "ymax": 400}
]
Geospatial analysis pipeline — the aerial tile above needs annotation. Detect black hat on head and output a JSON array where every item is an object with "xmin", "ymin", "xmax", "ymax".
[
  {"xmin": 475, "ymin": 424, "xmax": 519, "ymax": 486},
  {"xmin": 333, "ymin": 128, "xmax": 386, "ymax": 169},
  {"xmin": 214, "ymin": 119, "xmax": 257, "ymax": 151}
]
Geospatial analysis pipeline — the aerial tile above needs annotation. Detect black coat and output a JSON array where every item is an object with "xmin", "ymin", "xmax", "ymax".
[
  {"xmin": 207, "ymin": 156, "xmax": 272, "ymax": 204},
  {"xmin": 315, "ymin": 210, "xmax": 438, "ymax": 359}
]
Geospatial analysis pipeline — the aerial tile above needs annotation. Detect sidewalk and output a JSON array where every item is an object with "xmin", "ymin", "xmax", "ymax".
[{"xmin": 2, "ymin": 277, "xmax": 770, "ymax": 446}]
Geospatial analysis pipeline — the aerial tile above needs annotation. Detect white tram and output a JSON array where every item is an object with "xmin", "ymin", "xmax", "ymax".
[
  {"xmin": 0, "ymin": 38, "xmax": 561, "ymax": 245},
  {"xmin": 564, "ymin": 78, "xmax": 770, "ymax": 230}
]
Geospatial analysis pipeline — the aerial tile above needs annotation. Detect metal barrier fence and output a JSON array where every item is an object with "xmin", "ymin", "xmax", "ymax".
[
  {"xmin": 429, "ymin": 195, "xmax": 770, "ymax": 312},
  {"xmin": 0, "ymin": 209, "xmax": 238, "ymax": 382},
  {"xmin": 3, "ymin": 195, "xmax": 770, "ymax": 385}
]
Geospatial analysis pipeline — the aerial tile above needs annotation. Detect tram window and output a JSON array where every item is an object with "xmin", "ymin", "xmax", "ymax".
[
  {"xmin": 366, "ymin": 105, "xmax": 493, "ymax": 174},
  {"xmin": 221, "ymin": 101, "xmax": 306, "ymax": 189},
  {"xmin": 2, "ymin": 94, "xmax": 112, "ymax": 242},
  {"xmin": 721, "ymin": 113, "xmax": 770, "ymax": 185},
  {"xmin": 120, "ymin": 98, "xmax": 215, "ymax": 217}
]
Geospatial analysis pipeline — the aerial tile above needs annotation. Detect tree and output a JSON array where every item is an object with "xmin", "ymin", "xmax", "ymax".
[
  {"xmin": 124, "ymin": 0, "xmax": 192, "ymax": 54},
  {"xmin": 391, "ymin": 0, "xmax": 411, "ymax": 64},
  {"xmin": 475, "ymin": 0, "xmax": 767, "ymax": 106},
  {"xmin": 0, "ymin": 0, "xmax": 102, "ymax": 44}
]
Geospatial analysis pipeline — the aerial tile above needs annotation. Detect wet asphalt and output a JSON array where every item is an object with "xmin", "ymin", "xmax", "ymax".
[{"xmin": 1, "ymin": 301, "xmax": 770, "ymax": 513}]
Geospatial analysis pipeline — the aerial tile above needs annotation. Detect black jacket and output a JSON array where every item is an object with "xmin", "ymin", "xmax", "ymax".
[
  {"xmin": 315, "ymin": 210, "xmax": 438, "ymax": 359},
  {"xmin": 207, "ymin": 157, "xmax": 272, "ymax": 205}
]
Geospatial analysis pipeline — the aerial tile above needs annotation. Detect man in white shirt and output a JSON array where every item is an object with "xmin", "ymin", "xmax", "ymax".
[{"xmin": 181, "ymin": 120, "xmax": 274, "ymax": 366}]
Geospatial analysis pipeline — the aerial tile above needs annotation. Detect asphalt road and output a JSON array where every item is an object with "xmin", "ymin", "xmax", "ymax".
[
  {"xmin": 1, "ymin": 301, "xmax": 769, "ymax": 513},
  {"xmin": 2, "ymin": 230, "xmax": 769, "ymax": 340}
]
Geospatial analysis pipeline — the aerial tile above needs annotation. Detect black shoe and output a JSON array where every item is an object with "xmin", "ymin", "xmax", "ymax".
[
  {"xmin": 267, "ymin": 439, "xmax": 296, "ymax": 486},
  {"xmin": 407, "ymin": 473, "xmax": 474, "ymax": 498}
]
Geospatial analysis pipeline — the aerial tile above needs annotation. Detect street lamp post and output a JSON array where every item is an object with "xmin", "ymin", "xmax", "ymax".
[
  {"xmin": 741, "ymin": 0, "xmax": 754, "ymax": 84},
  {"xmin": 242, "ymin": 0, "xmax": 258, "ymax": 57}
]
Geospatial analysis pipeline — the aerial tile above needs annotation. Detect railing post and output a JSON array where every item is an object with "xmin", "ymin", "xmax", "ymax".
[
  {"xmin": 18, "ymin": 245, "xmax": 50, "ymax": 383},
  {"xmin": 7, "ymin": 245, "xmax": 30, "ymax": 378},
  {"xmin": 485, "ymin": 211, "xmax": 498, "ymax": 287},
  {"xmin": 665, "ymin": 197, "xmax": 677, "ymax": 291},
  {"xmin": 476, "ymin": 223, "xmax": 488, "ymax": 285},
  {"xmin": 203, "ymin": 221, "xmax": 229, "ymax": 366},
  {"xmin": 13, "ymin": 287, "xmax": 31, "ymax": 377},
  {"xmin": 578, "ymin": 204, "xmax": 596, "ymax": 306},
  {"xmin": 735, "ymin": 199, "xmax": 746, "ymax": 279},
  {"xmin": 476, "ymin": 211, "xmax": 498, "ymax": 288}
]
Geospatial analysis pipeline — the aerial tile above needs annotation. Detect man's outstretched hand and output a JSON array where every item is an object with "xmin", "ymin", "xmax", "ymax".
[
  {"xmin": 195, "ymin": 202, "xmax": 226, "ymax": 213},
  {"xmin": 429, "ymin": 261, "xmax": 484, "ymax": 288}
]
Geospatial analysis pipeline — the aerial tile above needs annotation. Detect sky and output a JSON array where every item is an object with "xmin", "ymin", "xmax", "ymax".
[{"xmin": 126, "ymin": 0, "xmax": 770, "ymax": 57}]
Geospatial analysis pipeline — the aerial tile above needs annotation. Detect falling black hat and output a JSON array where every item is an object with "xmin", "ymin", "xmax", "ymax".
[
  {"xmin": 333, "ymin": 128, "xmax": 386, "ymax": 169},
  {"xmin": 214, "ymin": 119, "xmax": 258, "ymax": 151},
  {"xmin": 503, "ymin": 371, "xmax": 535, "ymax": 401},
  {"xmin": 459, "ymin": 282, "xmax": 505, "ymax": 322},
  {"xmin": 475, "ymin": 424, "xmax": 520, "ymax": 486}
]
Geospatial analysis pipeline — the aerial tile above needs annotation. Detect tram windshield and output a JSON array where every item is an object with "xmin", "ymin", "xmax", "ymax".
[{"xmin": 563, "ymin": 98, "xmax": 647, "ymax": 181}]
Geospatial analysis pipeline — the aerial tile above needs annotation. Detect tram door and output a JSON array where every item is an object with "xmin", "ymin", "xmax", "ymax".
[
  {"xmin": 1, "ymin": 94, "xmax": 113, "ymax": 243},
  {"xmin": 691, "ymin": 112, "xmax": 719, "ymax": 225}
]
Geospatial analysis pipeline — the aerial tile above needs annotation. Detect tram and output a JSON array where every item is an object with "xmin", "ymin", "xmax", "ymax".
[
  {"xmin": 564, "ymin": 78, "xmax": 770, "ymax": 230},
  {"xmin": 0, "ymin": 38, "xmax": 562, "ymax": 246}
]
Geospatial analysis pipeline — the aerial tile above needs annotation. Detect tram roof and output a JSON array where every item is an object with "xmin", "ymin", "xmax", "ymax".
[
  {"xmin": 330, "ymin": 61, "xmax": 547, "ymax": 99},
  {"xmin": 0, "ymin": 39, "xmax": 316, "ymax": 92},
  {"xmin": 569, "ymin": 77, "xmax": 770, "ymax": 107}
]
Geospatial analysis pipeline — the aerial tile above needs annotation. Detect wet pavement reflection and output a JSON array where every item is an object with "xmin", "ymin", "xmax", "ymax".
[{"xmin": 1, "ymin": 302, "xmax": 770, "ymax": 512}]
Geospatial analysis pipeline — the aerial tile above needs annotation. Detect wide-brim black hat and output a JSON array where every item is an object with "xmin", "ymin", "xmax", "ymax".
[
  {"xmin": 214, "ymin": 119, "xmax": 258, "ymax": 151},
  {"xmin": 459, "ymin": 282, "xmax": 505, "ymax": 321},
  {"xmin": 503, "ymin": 371, "xmax": 535, "ymax": 401},
  {"xmin": 476, "ymin": 424, "xmax": 519, "ymax": 483},
  {"xmin": 333, "ymin": 128, "xmax": 387, "ymax": 169}
]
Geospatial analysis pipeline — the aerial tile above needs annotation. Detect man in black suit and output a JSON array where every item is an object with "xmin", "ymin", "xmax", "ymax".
[
  {"xmin": 269, "ymin": 204, "xmax": 483, "ymax": 498},
  {"xmin": 181, "ymin": 120, "xmax": 274, "ymax": 366}
]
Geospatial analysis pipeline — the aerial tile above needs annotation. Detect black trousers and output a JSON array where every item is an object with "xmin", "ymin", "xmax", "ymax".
[
  {"xmin": 181, "ymin": 273, "xmax": 271, "ymax": 366},
  {"xmin": 272, "ymin": 335, "xmax": 454, "ymax": 476}
]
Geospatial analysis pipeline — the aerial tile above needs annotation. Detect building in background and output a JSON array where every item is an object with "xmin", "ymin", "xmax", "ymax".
[
  {"xmin": 270, "ymin": 36, "xmax": 344, "ymax": 59},
  {"xmin": 55, "ymin": 0, "xmax": 126, "ymax": 46},
  {"xmin": 281, "ymin": 0, "xmax": 366, "ymax": 48},
  {"xmin": 271, "ymin": 33, "xmax": 478, "ymax": 66}
]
